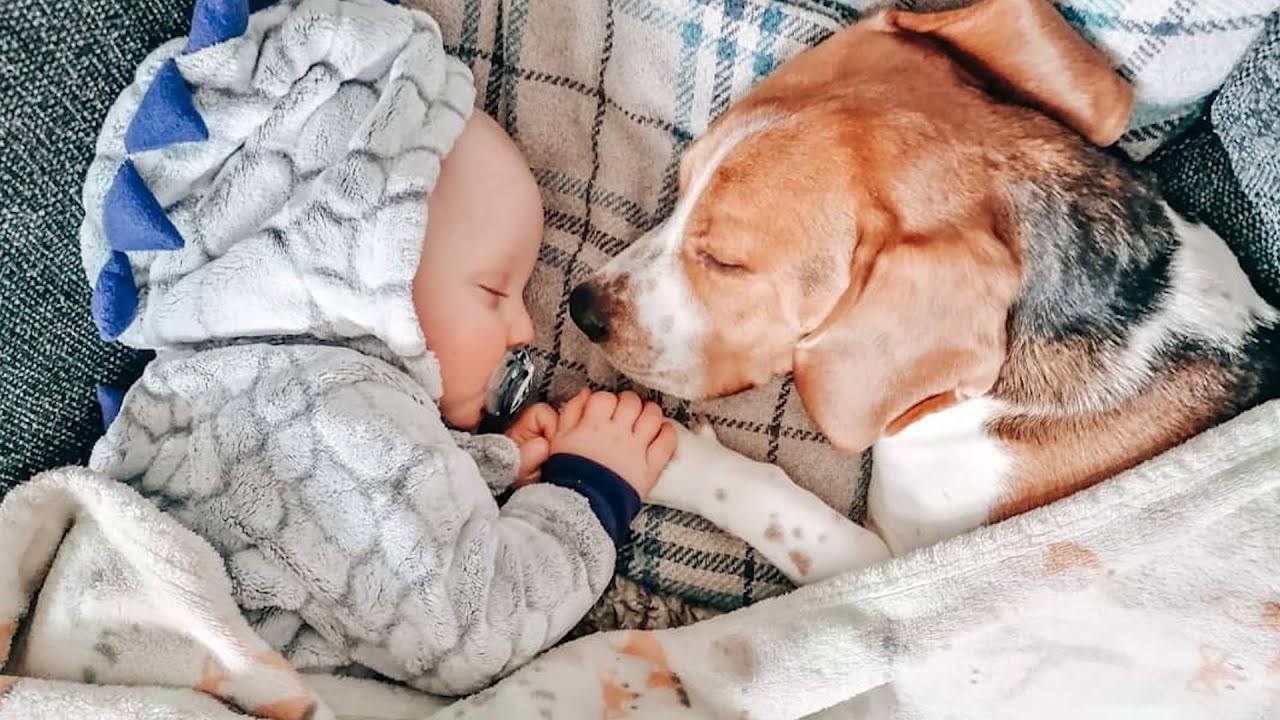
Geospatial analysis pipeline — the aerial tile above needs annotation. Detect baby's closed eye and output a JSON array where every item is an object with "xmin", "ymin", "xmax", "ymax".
[{"xmin": 478, "ymin": 284, "xmax": 506, "ymax": 307}]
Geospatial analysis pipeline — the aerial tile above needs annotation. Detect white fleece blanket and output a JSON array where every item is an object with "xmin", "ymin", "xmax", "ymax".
[
  {"xmin": 0, "ymin": 464, "xmax": 462, "ymax": 720},
  {"xmin": 4, "ymin": 398, "xmax": 1278, "ymax": 719}
]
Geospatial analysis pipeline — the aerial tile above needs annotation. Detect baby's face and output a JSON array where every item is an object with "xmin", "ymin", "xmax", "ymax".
[{"xmin": 413, "ymin": 111, "xmax": 543, "ymax": 430}]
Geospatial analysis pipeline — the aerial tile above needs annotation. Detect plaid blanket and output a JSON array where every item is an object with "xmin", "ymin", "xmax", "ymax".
[
  {"xmin": 415, "ymin": 0, "xmax": 1277, "ymax": 612},
  {"xmin": 2, "ymin": 0, "xmax": 1271, "ymax": 624}
]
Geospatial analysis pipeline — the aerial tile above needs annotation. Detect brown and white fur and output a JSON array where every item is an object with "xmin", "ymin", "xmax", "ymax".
[{"xmin": 569, "ymin": 0, "xmax": 1280, "ymax": 583}]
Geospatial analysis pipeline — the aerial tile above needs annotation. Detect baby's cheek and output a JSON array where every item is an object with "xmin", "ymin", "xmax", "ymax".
[
  {"xmin": 436, "ymin": 364, "xmax": 485, "ymax": 429},
  {"xmin": 454, "ymin": 322, "xmax": 509, "ymax": 391}
]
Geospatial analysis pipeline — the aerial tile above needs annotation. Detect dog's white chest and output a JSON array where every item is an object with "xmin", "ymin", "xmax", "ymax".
[{"xmin": 867, "ymin": 399, "xmax": 1012, "ymax": 556}]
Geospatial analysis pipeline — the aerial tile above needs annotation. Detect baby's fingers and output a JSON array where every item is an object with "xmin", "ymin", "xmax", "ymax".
[
  {"xmin": 583, "ymin": 391, "xmax": 620, "ymax": 422},
  {"xmin": 516, "ymin": 437, "xmax": 550, "ymax": 486},
  {"xmin": 557, "ymin": 389, "xmax": 591, "ymax": 430},
  {"xmin": 613, "ymin": 391, "xmax": 643, "ymax": 425},
  {"xmin": 646, "ymin": 422, "xmax": 678, "ymax": 470},
  {"xmin": 633, "ymin": 401, "xmax": 665, "ymax": 439},
  {"xmin": 527, "ymin": 403, "xmax": 558, "ymax": 438},
  {"xmin": 508, "ymin": 403, "xmax": 557, "ymax": 443}
]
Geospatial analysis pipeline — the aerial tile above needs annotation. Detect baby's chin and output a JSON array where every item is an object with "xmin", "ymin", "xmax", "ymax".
[{"xmin": 440, "ymin": 397, "xmax": 484, "ymax": 431}]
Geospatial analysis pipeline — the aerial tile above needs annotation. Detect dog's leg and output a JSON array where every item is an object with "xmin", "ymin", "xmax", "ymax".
[{"xmin": 648, "ymin": 419, "xmax": 891, "ymax": 585}]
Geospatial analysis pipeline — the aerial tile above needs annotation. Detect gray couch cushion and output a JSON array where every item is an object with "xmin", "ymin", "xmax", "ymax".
[{"xmin": 0, "ymin": 1, "xmax": 192, "ymax": 494}]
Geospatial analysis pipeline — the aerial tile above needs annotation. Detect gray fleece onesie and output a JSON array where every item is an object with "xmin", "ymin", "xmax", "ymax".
[{"xmin": 79, "ymin": 0, "xmax": 633, "ymax": 696}]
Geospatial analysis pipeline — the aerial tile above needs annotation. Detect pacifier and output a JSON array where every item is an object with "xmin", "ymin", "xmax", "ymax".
[{"xmin": 477, "ymin": 347, "xmax": 538, "ymax": 433}]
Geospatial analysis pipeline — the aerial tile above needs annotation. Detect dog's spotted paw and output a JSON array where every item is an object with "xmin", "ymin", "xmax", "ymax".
[
  {"xmin": 651, "ymin": 418, "xmax": 751, "ymax": 511},
  {"xmin": 667, "ymin": 417, "xmax": 761, "ymax": 481}
]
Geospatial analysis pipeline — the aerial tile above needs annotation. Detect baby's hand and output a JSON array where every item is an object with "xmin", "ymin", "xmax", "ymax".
[
  {"xmin": 505, "ymin": 403, "xmax": 558, "ymax": 486},
  {"xmin": 550, "ymin": 390, "xmax": 677, "ymax": 499}
]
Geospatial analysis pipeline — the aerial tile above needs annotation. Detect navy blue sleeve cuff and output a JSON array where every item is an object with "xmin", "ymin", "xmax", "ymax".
[{"xmin": 541, "ymin": 454, "xmax": 641, "ymax": 545}]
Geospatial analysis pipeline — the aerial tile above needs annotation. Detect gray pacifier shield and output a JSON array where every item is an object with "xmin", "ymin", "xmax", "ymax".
[{"xmin": 483, "ymin": 347, "xmax": 536, "ymax": 425}]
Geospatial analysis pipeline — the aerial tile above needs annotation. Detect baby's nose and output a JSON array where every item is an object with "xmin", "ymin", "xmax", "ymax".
[{"xmin": 509, "ymin": 306, "xmax": 534, "ymax": 347}]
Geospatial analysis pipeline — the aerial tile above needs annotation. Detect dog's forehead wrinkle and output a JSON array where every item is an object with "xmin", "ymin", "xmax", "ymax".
[
  {"xmin": 674, "ymin": 114, "xmax": 781, "ymax": 233},
  {"xmin": 605, "ymin": 113, "xmax": 779, "ymax": 282}
]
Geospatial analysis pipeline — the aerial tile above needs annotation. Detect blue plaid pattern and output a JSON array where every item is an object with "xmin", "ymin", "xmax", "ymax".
[
  {"xmin": 1060, "ymin": 0, "xmax": 1280, "ymax": 158},
  {"xmin": 407, "ymin": 0, "xmax": 1275, "ymax": 612}
]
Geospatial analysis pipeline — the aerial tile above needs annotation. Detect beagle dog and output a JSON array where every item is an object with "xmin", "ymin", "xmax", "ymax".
[{"xmin": 569, "ymin": 0, "xmax": 1280, "ymax": 584}]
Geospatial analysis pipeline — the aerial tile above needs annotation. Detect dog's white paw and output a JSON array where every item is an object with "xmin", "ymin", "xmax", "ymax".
[
  {"xmin": 670, "ymin": 418, "xmax": 735, "ymax": 468},
  {"xmin": 651, "ymin": 418, "xmax": 748, "ymax": 513},
  {"xmin": 687, "ymin": 413, "xmax": 718, "ymax": 440}
]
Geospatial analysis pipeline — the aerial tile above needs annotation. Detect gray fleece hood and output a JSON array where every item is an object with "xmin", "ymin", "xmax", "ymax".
[{"xmin": 79, "ymin": 0, "xmax": 475, "ymax": 361}]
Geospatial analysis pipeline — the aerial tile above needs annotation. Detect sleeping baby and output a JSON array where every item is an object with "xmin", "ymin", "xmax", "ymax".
[{"xmin": 80, "ymin": 0, "xmax": 675, "ymax": 695}]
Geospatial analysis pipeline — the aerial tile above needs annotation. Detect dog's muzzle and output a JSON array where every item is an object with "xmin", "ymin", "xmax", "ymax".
[{"xmin": 569, "ymin": 282, "xmax": 610, "ymax": 342}]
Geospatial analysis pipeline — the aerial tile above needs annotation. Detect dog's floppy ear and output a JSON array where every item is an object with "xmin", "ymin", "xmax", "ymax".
[
  {"xmin": 884, "ymin": 0, "xmax": 1133, "ymax": 146},
  {"xmin": 793, "ymin": 229, "xmax": 1019, "ymax": 453}
]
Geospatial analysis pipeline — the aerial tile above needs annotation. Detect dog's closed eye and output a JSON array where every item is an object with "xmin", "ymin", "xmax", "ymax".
[{"xmin": 697, "ymin": 249, "xmax": 749, "ymax": 274}]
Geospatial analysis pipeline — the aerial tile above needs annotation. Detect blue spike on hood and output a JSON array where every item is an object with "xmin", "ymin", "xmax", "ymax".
[
  {"xmin": 91, "ymin": 251, "xmax": 140, "ymax": 342},
  {"xmin": 125, "ymin": 59, "xmax": 210, "ymax": 153},
  {"xmin": 185, "ymin": 0, "xmax": 251, "ymax": 54},
  {"xmin": 96, "ymin": 384, "xmax": 126, "ymax": 429},
  {"xmin": 103, "ymin": 160, "xmax": 186, "ymax": 253}
]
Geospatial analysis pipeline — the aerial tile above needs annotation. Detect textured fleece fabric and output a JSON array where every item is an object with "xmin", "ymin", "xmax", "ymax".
[{"xmin": 80, "ymin": 0, "xmax": 623, "ymax": 695}]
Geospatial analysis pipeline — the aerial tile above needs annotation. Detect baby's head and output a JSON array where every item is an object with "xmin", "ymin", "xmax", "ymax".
[
  {"xmin": 79, "ymin": 0, "xmax": 541, "ymax": 427},
  {"xmin": 413, "ymin": 111, "xmax": 544, "ymax": 430}
]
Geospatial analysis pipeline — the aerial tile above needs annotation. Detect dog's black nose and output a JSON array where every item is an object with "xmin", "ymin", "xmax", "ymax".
[{"xmin": 569, "ymin": 283, "xmax": 610, "ymax": 343}]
